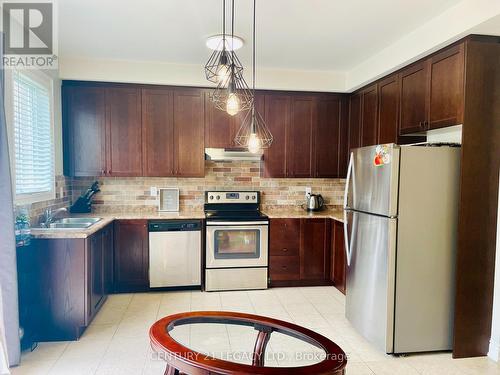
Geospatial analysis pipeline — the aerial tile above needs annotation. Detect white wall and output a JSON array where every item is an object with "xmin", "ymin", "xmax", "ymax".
[
  {"xmin": 489, "ymin": 172, "xmax": 500, "ymax": 361},
  {"xmin": 59, "ymin": 57, "xmax": 346, "ymax": 92},
  {"xmin": 346, "ymin": 0, "xmax": 500, "ymax": 90}
]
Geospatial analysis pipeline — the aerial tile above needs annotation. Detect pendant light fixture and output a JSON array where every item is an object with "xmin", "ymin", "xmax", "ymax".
[
  {"xmin": 210, "ymin": 0, "xmax": 253, "ymax": 116},
  {"xmin": 234, "ymin": 0, "xmax": 273, "ymax": 152},
  {"xmin": 204, "ymin": 0, "xmax": 243, "ymax": 85}
]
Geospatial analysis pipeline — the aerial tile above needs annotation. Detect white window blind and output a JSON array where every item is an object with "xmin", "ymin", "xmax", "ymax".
[{"xmin": 12, "ymin": 71, "xmax": 54, "ymax": 197}]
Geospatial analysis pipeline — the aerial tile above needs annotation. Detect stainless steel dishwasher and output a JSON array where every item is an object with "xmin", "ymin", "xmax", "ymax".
[{"xmin": 148, "ymin": 220, "xmax": 202, "ymax": 288}]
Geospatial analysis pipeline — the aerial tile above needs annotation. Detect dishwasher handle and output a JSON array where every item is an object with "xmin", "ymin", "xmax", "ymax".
[{"xmin": 149, "ymin": 220, "xmax": 202, "ymax": 232}]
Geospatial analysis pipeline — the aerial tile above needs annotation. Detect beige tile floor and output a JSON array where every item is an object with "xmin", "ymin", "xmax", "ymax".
[{"xmin": 11, "ymin": 286, "xmax": 500, "ymax": 374}]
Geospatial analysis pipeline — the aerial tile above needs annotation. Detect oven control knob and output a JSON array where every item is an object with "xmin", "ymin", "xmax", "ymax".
[
  {"xmin": 209, "ymin": 195, "xmax": 214, "ymax": 200},
  {"xmin": 245, "ymin": 195, "xmax": 250, "ymax": 200},
  {"xmin": 216, "ymin": 195, "xmax": 220, "ymax": 200},
  {"xmin": 252, "ymin": 195, "xmax": 256, "ymax": 200}
]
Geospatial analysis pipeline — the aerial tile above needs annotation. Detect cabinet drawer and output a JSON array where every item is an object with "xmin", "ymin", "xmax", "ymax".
[
  {"xmin": 270, "ymin": 219, "xmax": 300, "ymax": 255},
  {"xmin": 269, "ymin": 256, "xmax": 300, "ymax": 281},
  {"xmin": 270, "ymin": 245, "xmax": 299, "ymax": 257}
]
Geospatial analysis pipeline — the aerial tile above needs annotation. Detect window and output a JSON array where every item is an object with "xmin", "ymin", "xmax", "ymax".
[{"xmin": 8, "ymin": 70, "xmax": 54, "ymax": 203}]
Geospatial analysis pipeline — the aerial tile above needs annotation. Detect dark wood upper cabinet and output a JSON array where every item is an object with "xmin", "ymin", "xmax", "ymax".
[
  {"xmin": 105, "ymin": 87, "xmax": 143, "ymax": 176},
  {"xmin": 63, "ymin": 86, "xmax": 106, "ymax": 177},
  {"xmin": 315, "ymin": 97, "xmax": 340, "ymax": 177},
  {"xmin": 142, "ymin": 88, "xmax": 174, "ymax": 176},
  {"xmin": 113, "ymin": 220, "xmax": 149, "ymax": 292},
  {"xmin": 348, "ymin": 93, "xmax": 362, "ymax": 153},
  {"xmin": 173, "ymin": 89, "xmax": 205, "ymax": 177},
  {"xmin": 399, "ymin": 61, "xmax": 430, "ymax": 134},
  {"xmin": 300, "ymin": 218, "xmax": 330, "ymax": 281},
  {"xmin": 360, "ymin": 84, "xmax": 379, "ymax": 146},
  {"xmin": 428, "ymin": 44, "xmax": 465, "ymax": 129},
  {"xmin": 288, "ymin": 96, "xmax": 316, "ymax": 178},
  {"xmin": 338, "ymin": 97, "xmax": 350, "ymax": 177},
  {"xmin": 204, "ymin": 91, "xmax": 237, "ymax": 149},
  {"xmin": 378, "ymin": 75, "xmax": 400, "ymax": 144},
  {"xmin": 262, "ymin": 94, "xmax": 290, "ymax": 178}
]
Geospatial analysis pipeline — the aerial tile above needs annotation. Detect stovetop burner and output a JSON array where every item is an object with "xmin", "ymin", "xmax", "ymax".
[
  {"xmin": 204, "ymin": 191, "xmax": 267, "ymax": 222},
  {"xmin": 205, "ymin": 210, "xmax": 268, "ymax": 221}
]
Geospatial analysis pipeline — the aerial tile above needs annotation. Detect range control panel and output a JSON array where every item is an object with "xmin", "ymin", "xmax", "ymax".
[{"xmin": 205, "ymin": 191, "xmax": 259, "ymax": 204}]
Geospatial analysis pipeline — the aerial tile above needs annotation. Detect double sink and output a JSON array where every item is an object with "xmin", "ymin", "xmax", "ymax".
[{"xmin": 38, "ymin": 217, "xmax": 102, "ymax": 229}]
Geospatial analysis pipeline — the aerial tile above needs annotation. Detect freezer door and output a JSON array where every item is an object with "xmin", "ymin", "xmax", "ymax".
[
  {"xmin": 345, "ymin": 210, "xmax": 397, "ymax": 353},
  {"xmin": 345, "ymin": 144, "xmax": 400, "ymax": 217}
]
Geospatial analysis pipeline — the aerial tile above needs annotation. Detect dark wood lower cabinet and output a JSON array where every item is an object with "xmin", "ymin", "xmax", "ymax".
[
  {"xmin": 33, "ymin": 224, "xmax": 113, "ymax": 341},
  {"xmin": 269, "ymin": 218, "xmax": 332, "ymax": 287},
  {"xmin": 331, "ymin": 220, "xmax": 346, "ymax": 294},
  {"xmin": 113, "ymin": 220, "xmax": 149, "ymax": 292}
]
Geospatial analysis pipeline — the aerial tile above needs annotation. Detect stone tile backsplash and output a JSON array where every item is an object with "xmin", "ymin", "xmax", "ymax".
[
  {"xmin": 71, "ymin": 161, "xmax": 345, "ymax": 213},
  {"xmin": 22, "ymin": 175, "xmax": 72, "ymax": 223}
]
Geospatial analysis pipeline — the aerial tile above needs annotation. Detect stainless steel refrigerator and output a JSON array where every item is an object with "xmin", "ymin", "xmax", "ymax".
[{"xmin": 343, "ymin": 144, "xmax": 460, "ymax": 354}]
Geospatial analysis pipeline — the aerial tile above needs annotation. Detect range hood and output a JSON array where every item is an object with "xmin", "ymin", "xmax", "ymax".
[{"xmin": 205, "ymin": 148, "xmax": 263, "ymax": 162}]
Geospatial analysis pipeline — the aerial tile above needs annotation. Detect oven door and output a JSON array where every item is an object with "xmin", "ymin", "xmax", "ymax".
[{"xmin": 206, "ymin": 221, "xmax": 269, "ymax": 268}]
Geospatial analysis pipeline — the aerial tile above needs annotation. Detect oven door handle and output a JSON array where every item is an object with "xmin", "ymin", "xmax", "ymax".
[{"xmin": 206, "ymin": 221, "xmax": 269, "ymax": 226}]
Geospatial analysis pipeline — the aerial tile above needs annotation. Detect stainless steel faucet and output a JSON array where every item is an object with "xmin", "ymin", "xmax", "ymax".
[{"xmin": 40, "ymin": 207, "xmax": 68, "ymax": 227}]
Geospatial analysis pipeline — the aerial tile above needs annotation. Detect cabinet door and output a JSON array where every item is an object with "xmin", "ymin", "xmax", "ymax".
[
  {"xmin": 106, "ymin": 87, "xmax": 143, "ymax": 176},
  {"xmin": 89, "ymin": 232, "xmax": 104, "ymax": 315},
  {"xmin": 102, "ymin": 225, "xmax": 114, "ymax": 294},
  {"xmin": 269, "ymin": 256, "xmax": 300, "ymax": 282},
  {"xmin": 428, "ymin": 44, "xmax": 465, "ymax": 129},
  {"xmin": 399, "ymin": 61, "xmax": 430, "ymax": 134},
  {"xmin": 300, "ymin": 219, "xmax": 329, "ymax": 281},
  {"xmin": 63, "ymin": 86, "xmax": 106, "ymax": 177},
  {"xmin": 173, "ymin": 89, "xmax": 205, "ymax": 177},
  {"xmin": 338, "ymin": 97, "xmax": 350, "ymax": 177},
  {"xmin": 378, "ymin": 75, "xmax": 400, "ymax": 144},
  {"xmin": 288, "ymin": 96, "xmax": 316, "ymax": 178},
  {"xmin": 270, "ymin": 219, "xmax": 300, "ymax": 257},
  {"xmin": 315, "ymin": 97, "xmax": 340, "ymax": 177},
  {"xmin": 360, "ymin": 84, "xmax": 379, "ymax": 146},
  {"xmin": 331, "ymin": 220, "xmax": 346, "ymax": 294},
  {"xmin": 262, "ymin": 95, "xmax": 290, "ymax": 178},
  {"xmin": 114, "ymin": 220, "xmax": 149, "ymax": 292},
  {"xmin": 204, "ymin": 91, "xmax": 236, "ymax": 148},
  {"xmin": 348, "ymin": 93, "xmax": 362, "ymax": 153},
  {"xmin": 142, "ymin": 88, "xmax": 174, "ymax": 176}
]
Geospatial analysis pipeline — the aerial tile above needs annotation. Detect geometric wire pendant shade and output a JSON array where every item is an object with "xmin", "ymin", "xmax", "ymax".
[
  {"xmin": 235, "ymin": 105, "xmax": 273, "ymax": 151},
  {"xmin": 209, "ymin": 0, "xmax": 253, "ymax": 116},
  {"xmin": 211, "ymin": 66, "xmax": 253, "ymax": 115},
  {"xmin": 204, "ymin": 0, "xmax": 243, "ymax": 84},
  {"xmin": 204, "ymin": 41, "xmax": 243, "ymax": 84},
  {"xmin": 234, "ymin": 0, "xmax": 272, "ymax": 151}
]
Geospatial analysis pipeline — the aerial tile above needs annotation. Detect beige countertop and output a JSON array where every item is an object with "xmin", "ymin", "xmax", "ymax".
[
  {"xmin": 262, "ymin": 207, "xmax": 345, "ymax": 223},
  {"xmin": 31, "ymin": 207, "xmax": 344, "ymax": 239},
  {"xmin": 30, "ymin": 210, "xmax": 205, "ymax": 239}
]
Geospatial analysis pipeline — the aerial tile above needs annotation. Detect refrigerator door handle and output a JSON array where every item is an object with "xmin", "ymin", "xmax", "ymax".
[
  {"xmin": 344, "ymin": 152, "xmax": 354, "ymax": 209},
  {"xmin": 344, "ymin": 210, "xmax": 355, "ymax": 267}
]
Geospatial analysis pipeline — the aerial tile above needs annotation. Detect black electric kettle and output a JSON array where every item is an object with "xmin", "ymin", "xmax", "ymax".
[{"xmin": 305, "ymin": 194, "xmax": 324, "ymax": 211}]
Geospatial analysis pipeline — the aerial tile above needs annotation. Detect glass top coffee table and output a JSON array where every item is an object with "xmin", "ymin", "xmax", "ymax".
[{"xmin": 150, "ymin": 311, "xmax": 347, "ymax": 375}]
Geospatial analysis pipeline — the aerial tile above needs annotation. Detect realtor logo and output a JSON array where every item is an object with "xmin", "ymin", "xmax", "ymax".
[{"xmin": 1, "ymin": 1, "xmax": 57, "ymax": 69}]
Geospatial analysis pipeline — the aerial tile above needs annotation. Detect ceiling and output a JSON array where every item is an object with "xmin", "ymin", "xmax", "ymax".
[{"xmin": 59, "ymin": 0, "xmax": 466, "ymax": 73}]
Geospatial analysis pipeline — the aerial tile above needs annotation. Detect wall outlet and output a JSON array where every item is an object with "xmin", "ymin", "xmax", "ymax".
[
  {"xmin": 150, "ymin": 186, "xmax": 157, "ymax": 197},
  {"xmin": 305, "ymin": 187, "xmax": 312, "ymax": 197}
]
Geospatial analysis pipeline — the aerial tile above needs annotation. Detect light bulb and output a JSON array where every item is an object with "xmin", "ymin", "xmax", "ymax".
[
  {"xmin": 216, "ymin": 64, "xmax": 230, "ymax": 84},
  {"xmin": 226, "ymin": 93, "xmax": 240, "ymax": 116},
  {"xmin": 248, "ymin": 133, "xmax": 261, "ymax": 153}
]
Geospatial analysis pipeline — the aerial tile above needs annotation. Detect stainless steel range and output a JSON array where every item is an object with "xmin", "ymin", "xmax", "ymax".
[{"xmin": 204, "ymin": 191, "xmax": 268, "ymax": 292}]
